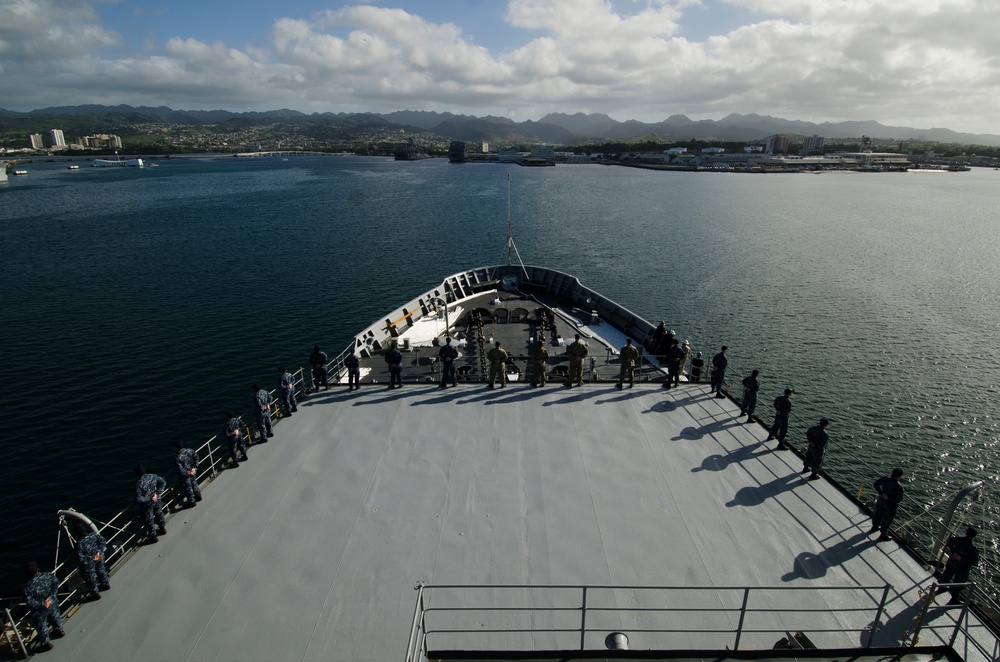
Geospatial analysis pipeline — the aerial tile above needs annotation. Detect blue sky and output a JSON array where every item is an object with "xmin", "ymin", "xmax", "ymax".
[
  {"xmin": 92, "ymin": 0, "xmax": 766, "ymax": 60},
  {"xmin": 2, "ymin": 0, "xmax": 997, "ymax": 134}
]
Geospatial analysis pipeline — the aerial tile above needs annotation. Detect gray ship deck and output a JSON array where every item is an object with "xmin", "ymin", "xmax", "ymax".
[{"xmin": 32, "ymin": 287, "xmax": 993, "ymax": 662}]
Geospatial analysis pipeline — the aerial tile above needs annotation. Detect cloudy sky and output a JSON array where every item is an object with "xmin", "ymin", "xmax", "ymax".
[{"xmin": 1, "ymin": 0, "xmax": 997, "ymax": 133}]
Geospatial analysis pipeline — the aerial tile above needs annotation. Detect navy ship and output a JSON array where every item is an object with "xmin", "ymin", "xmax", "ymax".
[
  {"xmin": 2, "ymin": 256, "xmax": 997, "ymax": 658},
  {"xmin": 395, "ymin": 140, "xmax": 432, "ymax": 161},
  {"xmin": 448, "ymin": 141, "xmax": 466, "ymax": 163}
]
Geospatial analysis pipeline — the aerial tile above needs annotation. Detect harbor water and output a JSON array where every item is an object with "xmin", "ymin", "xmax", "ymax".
[{"xmin": 1, "ymin": 156, "xmax": 997, "ymax": 598}]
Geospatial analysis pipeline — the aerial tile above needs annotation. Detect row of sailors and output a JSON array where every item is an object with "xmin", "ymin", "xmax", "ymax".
[{"xmin": 19, "ymin": 375, "xmax": 298, "ymax": 653}]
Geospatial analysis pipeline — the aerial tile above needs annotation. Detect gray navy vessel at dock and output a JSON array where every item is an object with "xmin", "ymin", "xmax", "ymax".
[{"xmin": 2, "ymin": 263, "xmax": 998, "ymax": 661}]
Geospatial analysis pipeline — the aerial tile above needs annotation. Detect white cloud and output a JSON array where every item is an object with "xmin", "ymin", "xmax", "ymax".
[
  {"xmin": 0, "ymin": 0, "xmax": 120, "ymax": 62},
  {"xmin": 0, "ymin": 0, "xmax": 998, "ymax": 135}
]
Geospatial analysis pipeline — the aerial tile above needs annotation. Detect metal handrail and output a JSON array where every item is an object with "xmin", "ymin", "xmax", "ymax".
[
  {"xmin": 3, "ymin": 607, "xmax": 28, "ymax": 659},
  {"xmin": 1, "ymin": 367, "xmax": 312, "ymax": 646},
  {"xmin": 404, "ymin": 583, "xmax": 895, "ymax": 659},
  {"xmin": 907, "ymin": 583, "xmax": 1000, "ymax": 660}
]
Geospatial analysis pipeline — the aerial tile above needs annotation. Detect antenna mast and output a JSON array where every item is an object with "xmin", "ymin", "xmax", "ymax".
[{"xmin": 493, "ymin": 173, "xmax": 529, "ymax": 279}]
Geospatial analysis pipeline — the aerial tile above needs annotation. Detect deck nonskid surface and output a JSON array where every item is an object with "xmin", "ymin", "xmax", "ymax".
[{"xmin": 46, "ymin": 383, "xmax": 969, "ymax": 661}]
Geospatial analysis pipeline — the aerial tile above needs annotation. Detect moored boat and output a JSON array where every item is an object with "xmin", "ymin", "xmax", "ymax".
[
  {"xmin": 91, "ymin": 157, "xmax": 144, "ymax": 168},
  {"xmin": 395, "ymin": 140, "xmax": 432, "ymax": 161}
]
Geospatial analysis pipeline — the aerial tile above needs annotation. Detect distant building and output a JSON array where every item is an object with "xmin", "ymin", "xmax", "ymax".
[
  {"xmin": 802, "ymin": 134, "xmax": 825, "ymax": 155},
  {"xmin": 29, "ymin": 133, "xmax": 44, "ymax": 150},
  {"xmin": 529, "ymin": 145, "xmax": 555, "ymax": 160},
  {"xmin": 480, "ymin": 142, "xmax": 490, "ymax": 153},
  {"xmin": 701, "ymin": 147, "xmax": 725, "ymax": 154},
  {"xmin": 831, "ymin": 151, "xmax": 910, "ymax": 168},
  {"xmin": 50, "ymin": 129, "xmax": 66, "ymax": 147},
  {"xmin": 664, "ymin": 147, "xmax": 687, "ymax": 155},
  {"xmin": 743, "ymin": 145, "xmax": 764, "ymax": 153},
  {"xmin": 765, "ymin": 135, "xmax": 790, "ymax": 154}
]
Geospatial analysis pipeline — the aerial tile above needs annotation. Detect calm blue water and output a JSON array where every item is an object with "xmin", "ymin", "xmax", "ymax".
[{"xmin": 1, "ymin": 157, "xmax": 998, "ymax": 596}]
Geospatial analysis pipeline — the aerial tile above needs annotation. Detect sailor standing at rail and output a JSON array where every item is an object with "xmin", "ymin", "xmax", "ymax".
[
  {"xmin": 566, "ymin": 334, "xmax": 588, "ymax": 387},
  {"xmin": 617, "ymin": 338, "xmax": 639, "ymax": 389},
  {"xmin": 310, "ymin": 345, "xmax": 329, "ymax": 391},
  {"xmin": 767, "ymin": 388, "xmax": 794, "ymax": 450},
  {"xmin": 938, "ymin": 527, "xmax": 980, "ymax": 605},
  {"xmin": 384, "ymin": 343, "xmax": 403, "ymax": 389},
  {"xmin": 278, "ymin": 366, "xmax": 298, "ymax": 412},
  {"xmin": 487, "ymin": 341, "xmax": 508, "ymax": 388},
  {"xmin": 253, "ymin": 383, "xmax": 274, "ymax": 440},
  {"xmin": 224, "ymin": 411, "xmax": 248, "ymax": 466},
  {"xmin": 801, "ymin": 418, "xmax": 830, "ymax": 481},
  {"xmin": 22, "ymin": 562, "xmax": 64, "ymax": 652},
  {"xmin": 133, "ymin": 465, "xmax": 167, "ymax": 543},
  {"xmin": 870, "ymin": 468, "xmax": 904, "ymax": 542},
  {"xmin": 739, "ymin": 370, "xmax": 760, "ymax": 423},
  {"xmin": 709, "ymin": 345, "xmax": 728, "ymax": 398},
  {"xmin": 74, "ymin": 528, "xmax": 111, "ymax": 598},
  {"xmin": 438, "ymin": 337, "xmax": 458, "ymax": 388},
  {"xmin": 650, "ymin": 322, "xmax": 666, "ymax": 353},
  {"xmin": 344, "ymin": 353, "xmax": 361, "ymax": 390},
  {"xmin": 173, "ymin": 440, "xmax": 202, "ymax": 506},
  {"xmin": 690, "ymin": 351, "xmax": 704, "ymax": 382},
  {"xmin": 531, "ymin": 339, "xmax": 549, "ymax": 387},
  {"xmin": 664, "ymin": 339, "xmax": 685, "ymax": 389}
]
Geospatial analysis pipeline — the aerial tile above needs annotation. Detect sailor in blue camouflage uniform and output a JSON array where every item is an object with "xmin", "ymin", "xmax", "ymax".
[
  {"xmin": 709, "ymin": 346, "xmax": 728, "ymax": 398},
  {"xmin": 310, "ymin": 344, "xmax": 329, "ymax": 391},
  {"xmin": 739, "ymin": 370, "xmax": 760, "ymax": 423},
  {"xmin": 134, "ymin": 465, "xmax": 167, "ymax": 542},
  {"xmin": 75, "ymin": 529, "xmax": 111, "ymax": 597},
  {"xmin": 664, "ymin": 339, "xmax": 685, "ymax": 389},
  {"xmin": 438, "ymin": 338, "xmax": 458, "ymax": 387},
  {"xmin": 344, "ymin": 353, "xmax": 361, "ymax": 390},
  {"xmin": 690, "ymin": 352, "xmax": 704, "ymax": 382},
  {"xmin": 253, "ymin": 383, "xmax": 274, "ymax": 440},
  {"xmin": 870, "ymin": 468, "xmax": 904, "ymax": 541},
  {"xmin": 224, "ymin": 411, "xmax": 248, "ymax": 465},
  {"xmin": 278, "ymin": 366, "xmax": 298, "ymax": 413},
  {"xmin": 23, "ymin": 562, "xmax": 64, "ymax": 652},
  {"xmin": 938, "ymin": 527, "xmax": 980, "ymax": 604},
  {"xmin": 384, "ymin": 343, "xmax": 404, "ymax": 389},
  {"xmin": 173, "ymin": 440, "xmax": 202, "ymax": 506},
  {"xmin": 801, "ymin": 418, "xmax": 829, "ymax": 481},
  {"xmin": 767, "ymin": 388, "xmax": 794, "ymax": 450}
]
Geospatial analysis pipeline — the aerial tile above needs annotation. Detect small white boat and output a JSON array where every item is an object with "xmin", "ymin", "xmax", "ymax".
[
  {"xmin": 92, "ymin": 158, "xmax": 143, "ymax": 168},
  {"xmin": 12, "ymin": 169, "xmax": 28, "ymax": 176},
  {"xmin": 67, "ymin": 165, "xmax": 80, "ymax": 170}
]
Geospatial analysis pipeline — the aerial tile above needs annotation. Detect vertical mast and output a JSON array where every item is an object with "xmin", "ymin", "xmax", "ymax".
[
  {"xmin": 507, "ymin": 173, "xmax": 512, "ymax": 266},
  {"xmin": 492, "ymin": 173, "xmax": 529, "ymax": 280}
]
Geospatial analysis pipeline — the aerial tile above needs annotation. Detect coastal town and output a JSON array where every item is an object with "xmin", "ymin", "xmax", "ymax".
[{"xmin": 2, "ymin": 109, "xmax": 999, "ymax": 172}]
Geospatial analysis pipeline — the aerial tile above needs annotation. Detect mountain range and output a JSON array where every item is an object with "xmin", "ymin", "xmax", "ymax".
[{"xmin": 2, "ymin": 105, "xmax": 998, "ymax": 147}]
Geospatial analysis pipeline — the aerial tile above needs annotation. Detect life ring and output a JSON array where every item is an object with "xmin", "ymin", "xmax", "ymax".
[{"xmin": 57, "ymin": 509, "xmax": 101, "ymax": 537}]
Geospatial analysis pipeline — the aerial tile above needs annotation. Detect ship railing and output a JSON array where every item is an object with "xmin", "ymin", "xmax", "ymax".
[
  {"xmin": 404, "ymin": 583, "xmax": 914, "ymax": 661},
  {"xmin": 857, "ymin": 478, "xmax": 1000, "ymax": 627},
  {"xmin": 0, "ymin": 367, "xmax": 312, "ymax": 654},
  {"xmin": 907, "ymin": 582, "xmax": 1000, "ymax": 660}
]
